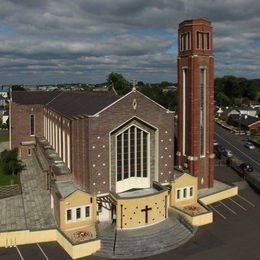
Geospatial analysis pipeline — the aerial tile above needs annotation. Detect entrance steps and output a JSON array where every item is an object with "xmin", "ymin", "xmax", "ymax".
[{"xmin": 95, "ymin": 210, "xmax": 195, "ymax": 258}]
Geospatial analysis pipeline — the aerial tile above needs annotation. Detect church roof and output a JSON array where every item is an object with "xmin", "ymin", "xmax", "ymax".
[
  {"xmin": 12, "ymin": 91, "xmax": 61, "ymax": 105},
  {"xmin": 47, "ymin": 91, "xmax": 119, "ymax": 118},
  {"xmin": 12, "ymin": 90, "xmax": 119, "ymax": 118}
]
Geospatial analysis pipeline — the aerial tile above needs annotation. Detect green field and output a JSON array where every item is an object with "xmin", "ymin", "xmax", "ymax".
[{"xmin": 0, "ymin": 166, "xmax": 19, "ymax": 186}]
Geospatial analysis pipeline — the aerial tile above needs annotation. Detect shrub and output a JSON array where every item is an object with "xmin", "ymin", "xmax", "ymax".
[{"xmin": 0, "ymin": 148, "xmax": 22, "ymax": 175}]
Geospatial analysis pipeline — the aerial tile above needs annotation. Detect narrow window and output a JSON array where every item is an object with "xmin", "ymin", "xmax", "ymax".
[
  {"xmin": 186, "ymin": 32, "xmax": 191, "ymax": 50},
  {"xmin": 76, "ymin": 208, "xmax": 81, "ymax": 219},
  {"xmin": 85, "ymin": 206, "xmax": 90, "ymax": 218},
  {"xmin": 200, "ymin": 68, "xmax": 206, "ymax": 156},
  {"xmin": 190, "ymin": 187, "xmax": 193, "ymax": 197},
  {"xmin": 183, "ymin": 188, "xmax": 187, "ymax": 198},
  {"xmin": 197, "ymin": 32, "xmax": 200, "ymax": 49},
  {"xmin": 177, "ymin": 189, "xmax": 180, "ymax": 199},
  {"xmin": 28, "ymin": 148, "xmax": 31, "ymax": 156},
  {"xmin": 182, "ymin": 68, "xmax": 189, "ymax": 155},
  {"xmin": 67, "ymin": 209, "xmax": 72, "ymax": 221},
  {"xmin": 98, "ymin": 203, "xmax": 102, "ymax": 213},
  {"xmin": 30, "ymin": 114, "xmax": 35, "ymax": 136},
  {"xmin": 206, "ymin": 33, "xmax": 210, "ymax": 49}
]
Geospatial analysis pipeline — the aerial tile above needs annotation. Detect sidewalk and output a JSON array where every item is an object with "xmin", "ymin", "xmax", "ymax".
[{"xmin": 0, "ymin": 158, "xmax": 56, "ymax": 232}]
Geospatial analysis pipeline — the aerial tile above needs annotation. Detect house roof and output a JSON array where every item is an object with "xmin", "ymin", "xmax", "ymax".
[
  {"xmin": 55, "ymin": 181, "xmax": 82, "ymax": 199},
  {"xmin": 229, "ymin": 114, "xmax": 259, "ymax": 127},
  {"xmin": 12, "ymin": 90, "xmax": 119, "ymax": 118}
]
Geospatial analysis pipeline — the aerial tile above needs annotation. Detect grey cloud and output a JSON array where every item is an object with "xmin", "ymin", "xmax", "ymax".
[{"xmin": 0, "ymin": 0, "xmax": 259, "ymax": 84}]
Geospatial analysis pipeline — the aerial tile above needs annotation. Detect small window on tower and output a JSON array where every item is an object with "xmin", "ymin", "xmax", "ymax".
[{"xmin": 206, "ymin": 33, "xmax": 210, "ymax": 49}]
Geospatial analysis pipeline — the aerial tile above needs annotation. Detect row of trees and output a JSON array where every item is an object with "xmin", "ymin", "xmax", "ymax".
[
  {"xmin": 107, "ymin": 72, "xmax": 260, "ymax": 109},
  {"xmin": 215, "ymin": 76, "xmax": 260, "ymax": 106}
]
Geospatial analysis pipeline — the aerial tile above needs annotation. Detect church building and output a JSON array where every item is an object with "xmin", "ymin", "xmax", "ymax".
[{"xmin": 10, "ymin": 19, "xmax": 214, "ymax": 233}]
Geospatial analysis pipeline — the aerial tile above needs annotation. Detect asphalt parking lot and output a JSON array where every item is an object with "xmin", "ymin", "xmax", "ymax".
[{"xmin": 0, "ymin": 241, "xmax": 71, "ymax": 260}]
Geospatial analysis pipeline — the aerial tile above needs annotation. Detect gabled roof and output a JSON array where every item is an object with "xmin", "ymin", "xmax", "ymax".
[
  {"xmin": 47, "ymin": 91, "xmax": 119, "ymax": 118},
  {"xmin": 55, "ymin": 181, "xmax": 83, "ymax": 199},
  {"xmin": 12, "ymin": 90, "xmax": 119, "ymax": 118},
  {"xmin": 12, "ymin": 91, "xmax": 61, "ymax": 105},
  {"xmin": 229, "ymin": 114, "xmax": 259, "ymax": 127}
]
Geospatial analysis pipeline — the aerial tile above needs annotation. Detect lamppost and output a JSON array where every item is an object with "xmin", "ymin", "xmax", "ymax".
[{"xmin": 238, "ymin": 112, "xmax": 241, "ymax": 135}]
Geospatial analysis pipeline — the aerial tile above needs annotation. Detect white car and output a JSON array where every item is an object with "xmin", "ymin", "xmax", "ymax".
[
  {"xmin": 223, "ymin": 149, "xmax": 233, "ymax": 157},
  {"xmin": 213, "ymin": 140, "xmax": 219, "ymax": 146},
  {"xmin": 244, "ymin": 142, "xmax": 255, "ymax": 150}
]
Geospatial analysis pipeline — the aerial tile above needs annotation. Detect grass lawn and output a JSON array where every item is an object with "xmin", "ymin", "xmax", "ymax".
[
  {"xmin": 0, "ymin": 166, "xmax": 19, "ymax": 186},
  {"xmin": 0, "ymin": 130, "xmax": 9, "ymax": 143}
]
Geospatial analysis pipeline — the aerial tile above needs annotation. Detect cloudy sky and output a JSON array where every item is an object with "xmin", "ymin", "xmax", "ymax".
[{"xmin": 0, "ymin": 0, "xmax": 259, "ymax": 84}]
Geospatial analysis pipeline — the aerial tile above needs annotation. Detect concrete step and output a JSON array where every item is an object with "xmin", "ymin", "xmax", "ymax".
[{"xmin": 95, "ymin": 217, "xmax": 195, "ymax": 258}]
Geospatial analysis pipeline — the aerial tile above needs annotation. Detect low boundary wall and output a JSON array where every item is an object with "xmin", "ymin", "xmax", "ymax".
[{"xmin": 0, "ymin": 229, "xmax": 101, "ymax": 259}]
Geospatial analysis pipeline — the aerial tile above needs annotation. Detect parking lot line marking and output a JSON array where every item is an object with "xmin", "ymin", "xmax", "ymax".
[
  {"xmin": 215, "ymin": 132, "xmax": 260, "ymax": 166},
  {"xmin": 229, "ymin": 198, "xmax": 247, "ymax": 211},
  {"xmin": 209, "ymin": 205, "xmax": 226, "ymax": 220},
  {"xmin": 37, "ymin": 243, "xmax": 49, "ymax": 260},
  {"xmin": 15, "ymin": 246, "xmax": 24, "ymax": 260},
  {"xmin": 220, "ymin": 201, "xmax": 237, "ymax": 215},
  {"xmin": 238, "ymin": 194, "xmax": 255, "ymax": 207}
]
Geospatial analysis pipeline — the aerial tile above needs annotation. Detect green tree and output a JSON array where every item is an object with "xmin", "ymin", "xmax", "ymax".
[
  {"xmin": 107, "ymin": 72, "xmax": 131, "ymax": 95},
  {"xmin": 0, "ymin": 148, "xmax": 22, "ymax": 175}
]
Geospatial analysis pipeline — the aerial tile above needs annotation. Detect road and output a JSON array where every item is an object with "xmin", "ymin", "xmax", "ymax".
[{"xmin": 215, "ymin": 124, "xmax": 260, "ymax": 173}]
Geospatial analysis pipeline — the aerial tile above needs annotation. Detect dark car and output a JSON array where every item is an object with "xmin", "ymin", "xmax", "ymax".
[
  {"xmin": 239, "ymin": 163, "xmax": 254, "ymax": 173},
  {"xmin": 245, "ymin": 172, "xmax": 260, "ymax": 193}
]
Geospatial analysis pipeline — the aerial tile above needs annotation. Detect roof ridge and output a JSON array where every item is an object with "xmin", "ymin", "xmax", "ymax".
[{"xmin": 46, "ymin": 91, "xmax": 64, "ymax": 106}]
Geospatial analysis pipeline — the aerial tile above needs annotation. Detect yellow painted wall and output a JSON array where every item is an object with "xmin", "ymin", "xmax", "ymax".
[
  {"xmin": 199, "ymin": 186, "xmax": 238, "ymax": 205},
  {"xmin": 0, "ymin": 229, "xmax": 56, "ymax": 247},
  {"xmin": 0, "ymin": 229, "xmax": 100, "ymax": 260},
  {"xmin": 60, "ymin": 190, "xmax": 97, "ymax": 230},
  {"xmin": 56, "ymin": 230, "xmax": 100, "ymax": 259},
  {"xmin": 173, "ymin": 207, "xmax": 213, "ymax": 226},
  {"xmin": 170, "ymin": 174, "xmax": 198, "ymax": 207},
  {"xmin": 116, "ymin": 190, "xmax": 168, "ymax": 229}
]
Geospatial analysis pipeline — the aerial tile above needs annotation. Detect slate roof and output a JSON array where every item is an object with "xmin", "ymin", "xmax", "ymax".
[
  {"xmin": 47, "ymin": 91, "xmax": 119, "ymax": 118},
  {"xmin": 12, "ymin": 90, "xmax": 119, "ymax": 118},
  {"xmin": 229, "ymin": 114, "xmax": 259, "ymax": 127},
  {"xmin": 12, "ymin": 91, "xmax": 60, "ymax": 105},
  {"xmin": 55, "ymin": 181, "xmax": 80, "ymax": 199}
]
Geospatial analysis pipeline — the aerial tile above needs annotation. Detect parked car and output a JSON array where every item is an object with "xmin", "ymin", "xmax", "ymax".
[
  {"xmin": 213, "ymin": 140, "xmax": 219, "ymax": 146},
  {"xmin": 244, "ymin": 142, "xmax": 255, "ymax": 150},
  {"xmin": 222, "ymin": 149, "xmax": 233, "ymax": 157},
  {"xmin": 239, "ymin": 163, "xmax": 254, "ymax": 173},
  {"xmin": 245, "ymin": 172, "xmax": 260, "ymax": 193}
]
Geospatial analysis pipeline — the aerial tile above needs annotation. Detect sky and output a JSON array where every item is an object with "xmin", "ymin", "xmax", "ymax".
[{"xmin": 0, "ymin": 0, "xmax": 259, "ymax": 84}]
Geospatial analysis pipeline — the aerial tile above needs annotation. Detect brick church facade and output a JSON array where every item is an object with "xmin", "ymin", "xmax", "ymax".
[{"xmin": 10, "ymin": 18, "xmax": 214, "ymax": 231}]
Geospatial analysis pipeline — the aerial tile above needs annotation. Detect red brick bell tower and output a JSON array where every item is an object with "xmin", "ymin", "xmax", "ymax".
[{"xmin": 177, "ymin": 18, "xmax": 215, "ymax": 189}]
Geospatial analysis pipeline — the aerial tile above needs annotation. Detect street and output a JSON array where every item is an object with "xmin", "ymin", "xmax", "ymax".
[{"xmin": 215, "ymin": 124, "xmax": 260, "ymax": 173}]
